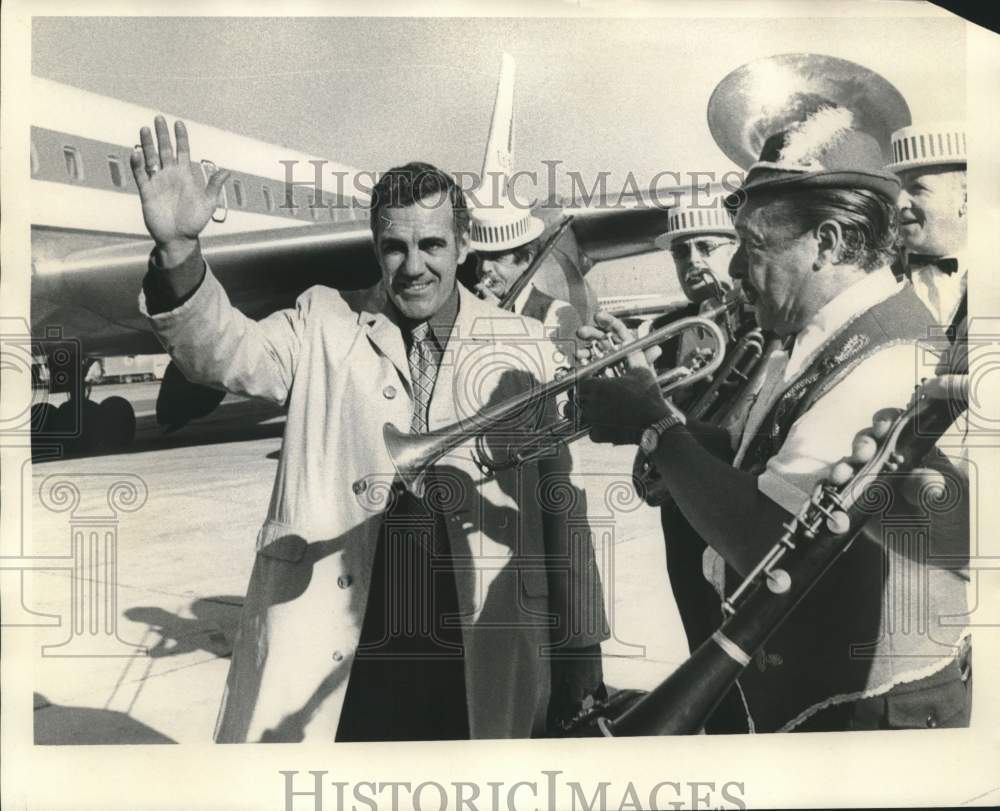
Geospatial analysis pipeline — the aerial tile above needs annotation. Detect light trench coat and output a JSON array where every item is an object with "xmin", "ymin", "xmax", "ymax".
[{"xmin": 141, "ymin": 267, "xmax": 608, "ymax": 742}]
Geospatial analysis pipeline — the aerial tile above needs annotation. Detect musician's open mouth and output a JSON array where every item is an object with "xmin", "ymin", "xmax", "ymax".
[{"xmin": 742, "ymin": 284, "xmax": 759, "ymax": 305}]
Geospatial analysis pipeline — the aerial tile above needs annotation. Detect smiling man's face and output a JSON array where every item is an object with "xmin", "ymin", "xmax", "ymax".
[
  {"xmin": 896, "ymin": 166, "xmax": 967, "ymax": 256},
  {"xmin": 376, "ymin": 194, "xmax": 469, "ymax": 321}
]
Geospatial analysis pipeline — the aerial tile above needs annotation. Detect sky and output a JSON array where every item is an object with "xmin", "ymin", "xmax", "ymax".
[{"xmin": 30, "ymin": 8, "xmax": 967, "ymax": 295}]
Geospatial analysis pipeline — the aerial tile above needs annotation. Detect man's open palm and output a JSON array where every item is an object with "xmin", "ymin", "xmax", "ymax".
[{"xmin": 130, "ymin": 116, "xmax": 229, "ymax": 248}]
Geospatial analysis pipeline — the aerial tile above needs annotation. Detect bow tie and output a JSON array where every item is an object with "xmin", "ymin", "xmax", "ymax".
[{"xmin": 907, "ymin": 254, "xmax": 960, "ymax": 276}]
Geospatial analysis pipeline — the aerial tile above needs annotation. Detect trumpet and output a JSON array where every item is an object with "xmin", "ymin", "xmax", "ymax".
[
  {"xmin": 598, "ymin": 391, "xmax": 962, "ymax": 736},
  {"xmin": 632, "ymin": 315, "xmax": 775, "ymax": 507},
  {"xmin": 383, "ymin": 315, "xmax": 727, "ymax": 497},
  {"xmin": 686, "ymin": 328, "xmax": 768, "ymax": 422}
]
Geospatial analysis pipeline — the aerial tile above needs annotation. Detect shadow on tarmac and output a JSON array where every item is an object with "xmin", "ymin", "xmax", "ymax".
[
  {"xmin": 33, "ymin": 693, "xmax": 176, "ymax": 745},
  {"xmin": 31, "ymin": 386, "xmax": 286, "ymax": 463}
]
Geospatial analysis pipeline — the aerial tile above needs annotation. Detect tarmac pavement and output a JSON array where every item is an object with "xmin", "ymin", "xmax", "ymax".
[{"xmin": 26, "ymin": 382, "xmax": 689, "ymax": 744}]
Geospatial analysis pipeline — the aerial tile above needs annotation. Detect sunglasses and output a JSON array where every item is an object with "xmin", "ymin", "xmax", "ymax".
[{"xmin": 669, "ymin": 238, "xmax": 735, "ymax": 262}]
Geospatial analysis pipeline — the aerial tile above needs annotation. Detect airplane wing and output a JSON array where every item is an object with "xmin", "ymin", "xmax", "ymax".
[
  {"xmin": 33, "ymin": 177, "xmax": 724, "ymax": 357},
  {"xmin": 33, "ymin": 221, "xmax": 378, "ymax": 357},
  {"xmin": 28, "ymin": 53, "xmax": 727, "ymax": 446}
]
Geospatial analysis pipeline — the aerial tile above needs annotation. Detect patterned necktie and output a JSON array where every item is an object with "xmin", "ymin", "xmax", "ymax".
[{"xmin": 408, "ymin": 321, "xmax": 436, "ymax": 434}]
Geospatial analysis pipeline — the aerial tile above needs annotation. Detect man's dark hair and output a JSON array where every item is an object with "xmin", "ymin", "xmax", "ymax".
[
  {"xmin": 767, "ymin": 187, "xmax": 899, "ymax": 271},
  {"xmin": 369, "ymin": 162, "xmax": 469, "ymax": 239},
  {"xmin": 511, "ymin": 242, "xmax": 536, "ymax": 266}
]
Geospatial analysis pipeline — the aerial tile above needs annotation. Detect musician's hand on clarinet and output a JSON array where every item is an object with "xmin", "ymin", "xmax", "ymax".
[
  {"xmin": 130, "ymin": 117, "xmax": 230, "ymax": 267},
  {"xmin": 828, "ymin": 407, "xmax": 957, "ymax": 513}
]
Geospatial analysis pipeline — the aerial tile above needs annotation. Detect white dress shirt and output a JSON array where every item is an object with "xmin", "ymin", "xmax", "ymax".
[
  {"xmin": 733, "ymin": 267, "xmax": 920, "ymax": 513},
  {"xmin": 909, "ymin": 252, "xmax": 967, "ymax": 327}
]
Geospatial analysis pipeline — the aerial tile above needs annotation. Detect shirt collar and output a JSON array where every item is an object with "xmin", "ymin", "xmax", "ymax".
[{"xmin": 786, "ymin": 266, "xmax": 902, "ymax": 381}]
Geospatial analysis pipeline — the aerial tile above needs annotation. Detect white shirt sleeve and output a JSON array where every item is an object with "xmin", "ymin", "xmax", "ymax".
[{"xmin": 758, "ymin": 343, "xmax": 919, "ymax": 513}]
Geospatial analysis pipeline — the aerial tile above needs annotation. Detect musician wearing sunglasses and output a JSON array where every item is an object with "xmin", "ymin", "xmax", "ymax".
[
  {"xmin": 629, "ymin": 200, "xmax": 764, "ymax": 731},
  {"xmin": 647, "ymin": 199, "xmax": 763, "ymax": 418},
  {"xmin": 574, "ymin": 111, "xmax": 970, "ymax": 733},
  {"xmin": 467, "ymin": 203, "xmax": 583, "ymax": 343}
]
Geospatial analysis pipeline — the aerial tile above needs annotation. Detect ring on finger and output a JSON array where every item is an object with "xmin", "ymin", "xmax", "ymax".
[{"xmin": 147, "ymin": 163, "xmax": 160, "ymax": 176}]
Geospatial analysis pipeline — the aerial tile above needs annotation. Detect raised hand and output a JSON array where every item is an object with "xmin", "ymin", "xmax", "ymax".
[{"xmin": 130, "ymin": 116, "xmax": 230, "ymax": 266}]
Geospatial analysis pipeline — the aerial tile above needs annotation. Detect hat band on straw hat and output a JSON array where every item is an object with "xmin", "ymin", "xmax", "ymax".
[
  {"xmin": 468, "ymin": 208, "xmax": 545, "ymax": 252},
  {"xmin": 886, "ymin": 123, "xmax": 967, "ymax": 173},
  {"xmin": 654, "ymin": 205, "xmax": 736, "ymax": 250}
]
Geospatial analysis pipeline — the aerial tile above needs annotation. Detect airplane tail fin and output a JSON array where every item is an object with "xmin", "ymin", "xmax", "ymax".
[{"xmin": 479, "ymin": 52, "xmax": 516, "ymax": 202}]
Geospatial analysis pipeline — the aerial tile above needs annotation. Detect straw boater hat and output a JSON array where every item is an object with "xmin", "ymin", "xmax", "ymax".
[
  {"xmin": 468, "ymin": 202, "xmax": 545, "ymax": 253},
  {"xmin": 724, "ymin": 106, "xmax": 900, "ymax": 211},
  {"xmin": 653, "ymin": 199, "xmax": 736, "ymax": 250},
  {"xmin": 885, "ymin": 121, "xmax": 966, "ymax": 173}
]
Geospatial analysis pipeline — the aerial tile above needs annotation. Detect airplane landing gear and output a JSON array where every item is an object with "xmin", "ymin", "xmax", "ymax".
[{"xmin": 31, "ymin": 357, "xmax": 137, "ymax": 456}]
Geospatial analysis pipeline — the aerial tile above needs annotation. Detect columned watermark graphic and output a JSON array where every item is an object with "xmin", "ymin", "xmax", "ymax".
[{"xmin": 33, "ymin": 473, "xmax": 149, "ymax": 657}]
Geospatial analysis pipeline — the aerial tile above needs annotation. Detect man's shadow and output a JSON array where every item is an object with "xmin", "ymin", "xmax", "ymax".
[{"xmin": 123, "ymin": 596, "xmax": 244, "ymax": 659}]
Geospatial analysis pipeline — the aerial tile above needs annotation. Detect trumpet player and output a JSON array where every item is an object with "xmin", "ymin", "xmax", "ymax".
[
  {"xmin": 468, "ymin": 202, "xmax": 583, "ymax": 343},
  {"xmin": 637, "ymin": 199, "xmax": 764, "ymax": 720},
  {"xmin": 134, "ymin": 118, "xmax": 607, "ymax": 742},
  {"xmin": 575, "ymin": 109, "xmax": 970, "ymax": 732},
  {"xmin": 647, "ymin": 197, "xmax": 749, "ymax": 374}
]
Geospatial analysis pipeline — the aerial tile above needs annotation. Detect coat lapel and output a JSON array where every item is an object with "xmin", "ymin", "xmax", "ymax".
[
  {"xmin": 359, "ymin": 293, "xmax": 411, "ymax": 389},
  {"xmin": 428, "ymin": 284, "xmax": 496, "ymax": 430}
]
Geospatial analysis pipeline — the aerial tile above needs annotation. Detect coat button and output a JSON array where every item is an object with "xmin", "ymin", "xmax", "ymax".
[
  {"xmin": 332, "ymin": 650, "xmax": 344, "ymax": 662},
  {"xmin": 383, "ymin": 385, "xmax": 397, "ymax": 400},
  {"xmin": 337, "ymin": 574, "xmax": 353, "ymax": 589},
  {"xmin": 352, "ymin": 479, "xmax": 368, "ymax": 495},
  {"xmin": 926, "ymin": 713, "xmax": 938, "ymax": 728}
]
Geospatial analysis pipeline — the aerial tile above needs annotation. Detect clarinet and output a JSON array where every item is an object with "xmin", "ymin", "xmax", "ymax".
[{"xmin": 599, "ymin": 390, "xmax": 962, "ymax": 736}]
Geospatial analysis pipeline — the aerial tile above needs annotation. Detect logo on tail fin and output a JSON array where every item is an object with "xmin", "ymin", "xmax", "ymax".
[{"xmin": 479, "ymin": 52, "xmax": 516, "ymax": 201}]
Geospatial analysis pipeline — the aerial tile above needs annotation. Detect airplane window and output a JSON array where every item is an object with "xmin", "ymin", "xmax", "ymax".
[
  {"xmin": 108, "ymin": 156, "xmax": 125, "ymax": 188},
  {"xmin": 232, "ymin": 179, "xmax": 244, "ymax": 207},
  {"xmin": 262, "ymin": 185, "xmax": 274, "ymax": 212},
  {"xmin": 63, "ymin": 146, "xmax": 84, "ymax": 181},
  {"xmin": 199, "ymin": 159, "xmax": 228, "ymax": 223},
  {"xmin": 31, "ymin": 141, "xmax": 39, "ymax": 175}
]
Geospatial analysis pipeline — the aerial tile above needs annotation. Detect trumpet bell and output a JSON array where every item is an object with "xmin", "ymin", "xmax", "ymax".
[
  {"xmin": 383, "ymin": 423, "xmax": 435, "ymax": 497},
  {"xmin": 708, "ymin": 53, "xmax": 911, "ymax": 169}
]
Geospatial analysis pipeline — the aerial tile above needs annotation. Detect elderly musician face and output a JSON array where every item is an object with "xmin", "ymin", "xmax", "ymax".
[
  {"xmin": 670, "ymin": 235, "xmax": 738, "ymax": 301},
  {"xmin": 896, "ymin": 166, "xmax": 967, "ymax": 256},
  {"xmin": 730, "ymin": 196, "xmax": 830, "ymax": 336},
  {"xmin": 376, "ymin": 192, "xmax": 469, "ymax": 321}
]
